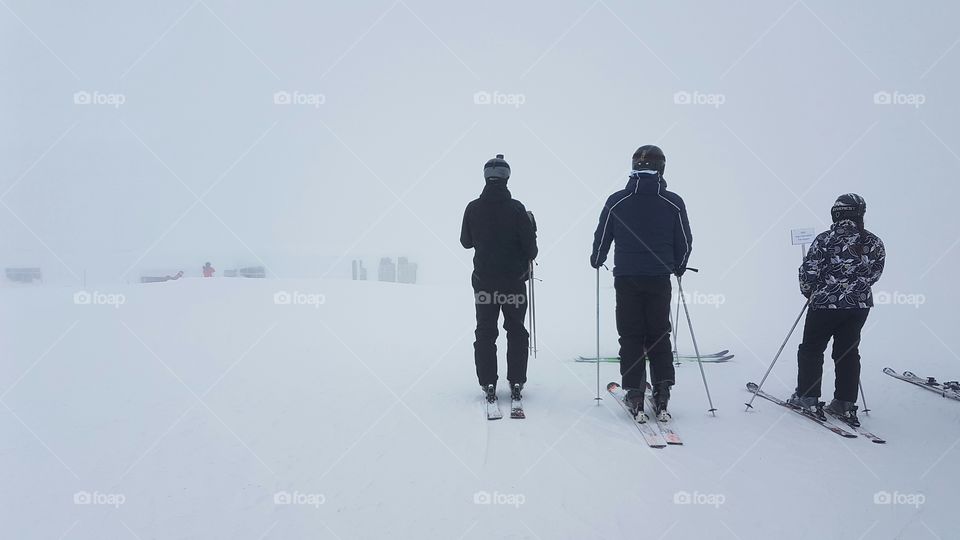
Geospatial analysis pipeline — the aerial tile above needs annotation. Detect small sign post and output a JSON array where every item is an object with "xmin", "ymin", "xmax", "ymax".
[{"xmin": 791, "ymin": 227, "xmax": 816, "ymax": 260}]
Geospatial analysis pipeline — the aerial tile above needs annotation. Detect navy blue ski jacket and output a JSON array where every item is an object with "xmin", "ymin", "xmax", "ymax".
[{"xmin": 590, "ymin": 170, "xmax": 692, "ymax": 277}]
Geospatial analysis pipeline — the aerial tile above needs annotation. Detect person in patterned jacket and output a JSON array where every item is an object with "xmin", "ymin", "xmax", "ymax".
[{"xmin": 787, "ymin": 193, "xmax": 885, "ymax": 426}]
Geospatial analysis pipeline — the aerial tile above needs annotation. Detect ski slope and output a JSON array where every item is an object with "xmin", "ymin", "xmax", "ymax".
[{"xmin": 1, "ymin": 278, "xmax": 956, "ymax": 539}]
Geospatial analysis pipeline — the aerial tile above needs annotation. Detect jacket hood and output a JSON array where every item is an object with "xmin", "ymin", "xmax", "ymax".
[
  {"xmin": 625, "ymin": 170, "xmax": 667, "ymax": 194},
  {"xmin": 480, "ymin": 179, "xmax": 512, "ymax": 202}
]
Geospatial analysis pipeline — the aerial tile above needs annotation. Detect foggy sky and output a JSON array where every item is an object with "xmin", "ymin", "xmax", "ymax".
[{"xmin": 2, "ymin": 0, "xmax": 959, "ymax": 308}]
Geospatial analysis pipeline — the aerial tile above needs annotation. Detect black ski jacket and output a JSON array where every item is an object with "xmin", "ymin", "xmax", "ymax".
[{"xmin": 460, "ymin": 180, "xmax": 538, "ymax": 289}]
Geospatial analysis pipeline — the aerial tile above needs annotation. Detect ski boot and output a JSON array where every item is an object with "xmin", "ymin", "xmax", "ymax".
[
  {"xmin": 625, "ymin": 388, "xmax": 648, "ymax": 423},
  {"xmin": 786, "ymin": 393, "xmax": 825, "ymax": 419},
  {"xmin": 825, "ymin": 399, "xmax": 860, "ymax": 427},
  {"xmin": 652, "ymin": 382, "xmax": 672, "ymax": 422},
  {"xmin": 510, "ymin": 383, "xmax": 523, "ymax": 401},
  {"xmin": 483, "ymin": 384, "xmax": 497, "ymax": 404}
]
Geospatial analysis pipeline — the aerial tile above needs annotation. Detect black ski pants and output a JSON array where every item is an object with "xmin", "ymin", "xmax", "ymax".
[
  {"xmin": 473, "ymin": 281, "xmax": 529, "ymax": 388},
  {"xmin": 796, "ymin": 308, "xmax": 870, "ymax": 403},
  {"xmin": 615, "ymin": 275, "xmax": 675, "ymax": 391}
]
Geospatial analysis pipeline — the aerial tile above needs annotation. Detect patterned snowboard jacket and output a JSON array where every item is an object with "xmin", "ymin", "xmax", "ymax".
[{"xmin": 799, "ymin": 220, "xmax": 886, "ymax": 309}]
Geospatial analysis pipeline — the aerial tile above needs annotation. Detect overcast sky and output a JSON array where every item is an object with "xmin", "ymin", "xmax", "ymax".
[{"xmin": 2, "ymin": 0, "xmax": 959, "ymax": 313}]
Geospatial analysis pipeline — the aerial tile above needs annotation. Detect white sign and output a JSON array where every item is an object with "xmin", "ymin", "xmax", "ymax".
[{"xmin": 791, "ymin": 228, "xmax": 816, "ymax": 246}]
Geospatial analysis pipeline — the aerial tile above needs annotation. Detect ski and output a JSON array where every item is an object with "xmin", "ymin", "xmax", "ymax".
[
  {"xmin": 822, "ymin": 410, "xmax": 886, "ymax": 444},
  {"xmin": 486, "ymin": 398, "xmax": 503, "ymax": 420},
  {"xmin": 746, "ymin": 383, "xmax": 857, "ymax": 439},
  {"xmin": 578, "ymin": 354, "xmax": 733, "ymax": 364},
  {"xmin": 883, "ymin": 368, "xmax": 960, "ymax": 401},
  {"xmin": 579, "ymin": 349, "xmax": 729, "ymax": 361},
  {"xmin": 678, "ymin": 349, "xmax": 729, "ymax": 358},
  {"xmin": 644, "ymin": 383, "xmax": 681, "ymax": 445},
  {"xmin": 510, "ymin": 389, "xmax": 525, "ymax": 419},
  {"xmin": 607, "ymin": 383, "xmax": 667, "ymax": 448}
]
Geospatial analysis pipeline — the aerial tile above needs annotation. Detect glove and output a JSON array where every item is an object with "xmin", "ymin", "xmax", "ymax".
[{"xmin": 674, "ymin": 267, "xmax": 686, "ymax": 278}]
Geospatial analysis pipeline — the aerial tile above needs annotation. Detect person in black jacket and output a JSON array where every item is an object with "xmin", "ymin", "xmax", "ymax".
[
  {"xmin": 590, "ymin": 145, "xmax": 692, "ymax": 423},
  {"xmin": 461, "ymin": 155, "xmax": 538, "ymax": 404}
]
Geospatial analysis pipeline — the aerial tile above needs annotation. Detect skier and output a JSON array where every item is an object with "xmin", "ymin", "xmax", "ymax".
[
  {"xmin": 202, "ymin": 262, "xmax": 215, "ymax": 278},
  {"xmin": 590, "ymin": 145, "xmax": 692, "ymax": 423},
  {"xmin": 460, "ymin": 154, "xmax": 538, "ymax": 407},
  {"xmin": 787, "ymin": 194, "xmax": 886, "ymax": 426}
]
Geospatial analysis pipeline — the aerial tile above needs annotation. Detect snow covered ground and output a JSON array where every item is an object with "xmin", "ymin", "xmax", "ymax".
[{"xmin": 2, "ymin": 278, "xmax": 956, "ymax": 539}]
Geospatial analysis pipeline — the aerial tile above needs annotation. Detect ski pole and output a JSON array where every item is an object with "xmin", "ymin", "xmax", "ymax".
[
  {"xmin": 530, "ymin": 261, "xmax": 537, "ymax": 358},
  {"xmin": 858, "ymin": 379, "xmax": 870, "ymax": 415},
  {"xmin": 528, "ymin": 263, "xmax": 533, "ymax": 356},
  {"xmin": 673, "ymin": 268, "xmax": 698, "ymax": 364},
  {"xmin": 676, "ymin": 274, "xmax": 716, "ymax": 415},
  {"xmin": 672, "ymin": 291, "xmax": 682, "ymax": 366},
  {"xmin": 594, "ymin": 267, "xmax": 602, "ymax": 402},
  {"xmin": 745, "ymin": 299, "xmax": 810, "ymax": 411}
]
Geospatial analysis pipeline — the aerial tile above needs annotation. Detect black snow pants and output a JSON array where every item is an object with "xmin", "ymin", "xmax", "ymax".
[
  {"xmin": 615, "ymin": 275, "xmax": 675, "ymax": 391},
  {"xmin": 796, "ymin": 308, "xmax": 870, "ymax": 403},
  {"xmin": 473, "ymin": 281, "xmax": 529, "ymax": 388}
]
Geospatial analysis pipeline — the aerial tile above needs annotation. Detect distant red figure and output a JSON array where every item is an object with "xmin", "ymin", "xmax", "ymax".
[{"xmin": 202, "ymin": 262, "xmax": 215, "ymax": 278}]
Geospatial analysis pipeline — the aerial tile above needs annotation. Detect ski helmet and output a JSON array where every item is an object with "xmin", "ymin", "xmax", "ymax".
[
  {"xmin": 483, "ymin": 154, "xmax": 510, "ymax": 180},
  {"xmin": 632, "ymin": 145, "xmax": 666, "ymax": 173},
  {"xmin": 831, "ymin": 193, "xmax": 866, "ymax": 222}
]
